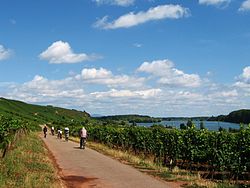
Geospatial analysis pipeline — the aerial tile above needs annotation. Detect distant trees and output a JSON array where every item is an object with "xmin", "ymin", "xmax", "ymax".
[{"xmin": 208, "ymin": 109, "xmax": 250, "ymax": 124}]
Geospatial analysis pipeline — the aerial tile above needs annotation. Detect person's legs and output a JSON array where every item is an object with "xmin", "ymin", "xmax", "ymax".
[
  {"xmin": 82, "ymin": 138, "xmax": 86, "ymax": 149},
  {"xmin": 80, "ymin": 137, "xmax": 84, "ymax": 148}
]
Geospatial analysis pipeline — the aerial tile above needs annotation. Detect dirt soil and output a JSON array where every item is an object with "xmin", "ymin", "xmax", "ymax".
[{"xmin": 41, "ymin": 133, "xmax": 183, "ymax": 188}]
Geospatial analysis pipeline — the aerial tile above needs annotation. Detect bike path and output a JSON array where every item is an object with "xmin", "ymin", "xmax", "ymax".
[{"xmin": 41, "ymin": 133, "xmax": 180, "ymax": 188}]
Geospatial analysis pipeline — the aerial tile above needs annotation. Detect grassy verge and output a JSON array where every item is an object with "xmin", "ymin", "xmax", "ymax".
[
  {"xmin": 70, "ymin": 136, "xmax": 241, "ymax": 188},
  {"xmin": 0, "ymin": 132, "xmax": 62, "ymax": 188}
]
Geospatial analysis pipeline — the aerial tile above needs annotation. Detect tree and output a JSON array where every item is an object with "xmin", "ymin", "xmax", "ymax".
[
  {"xmin": 131, "ymin": 121, "xmax": 137, "ymax": 126},
  {"xmin": 180, "ymin": 123, "xmax": 187, "ymax": 130},
  {"xmin": 200, "ymin": 121, "xmax": 205, "ymax": 130},
  {"xmin": 121, "ymin": 121, "xmax": 126, "ymax": 126},
  {"xmin": 187, "ymin": 120, "xmax": 193, "ymax": 128}
]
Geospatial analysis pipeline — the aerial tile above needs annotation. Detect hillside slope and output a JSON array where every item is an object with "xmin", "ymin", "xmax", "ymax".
[
  {"xmin": 208, "ymin": 109, "xmax": 250, "ymax": 124},
  {"xmin": 0, "ymin": 97, "xmax": 90, "ymax": 126}
]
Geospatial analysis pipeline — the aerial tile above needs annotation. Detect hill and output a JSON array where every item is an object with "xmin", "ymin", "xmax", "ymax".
[
  {"xmin": 0, "ymin": 97, "xmax": 90, "ymax": 126},
  {"xmin": 161, "ymin": 117, "xmax": 209, "ymax": 121},
  {"xmin": 95, "ymin": 114, "xmax": 161, "ymax": 123},
  {"xmin": 208, "ymin": 109, "xmax": 250, "ymax": 124}
]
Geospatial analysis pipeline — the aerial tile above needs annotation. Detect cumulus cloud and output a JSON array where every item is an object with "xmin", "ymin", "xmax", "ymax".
[
  {"xmin": 0, "ymin": 45, "xmax": 12, "ymax": 61},
  {"xmin": 93, "ymin": 0, "xmax": 134, "ymax": 6},
  {"xmin": 78, "ymin": 67, "xmax": 145, "ymax": 88},
  {"xmin": 4, "ymin": 75, "xmax": 86, "ymax": 107},
  {"xmin": 137, "ymin": 59, "xmax": 201, "ymax": 87},
  {"xmin": 234, "ymin": 66, "xmax": 250, "ymax": 89},
  {"xmin": 81, "ymin": 68, "xmax": 112, "ymax": 79},
  {"xmin": 21, "ymin": 75, "xmax": 83, "ymax": 98},
  {"xmin": 2, "ymin": 61, "xmax": 250, "ymax": 116},
  {"xmin": 94, "ymin": 4, "xmax": 190, "ymax": 29},
  {"xmin": 1, "ymin": 71, "xmax": 249, "ymax": 116},
  {"xmin": 199, "ymin": 0, "xmax": 231, "ymax": 6},
  {"xmin": 91, "ymin": 88, "xmax": 161, "ymax": 99},
  {"xmin": 239, "ymin": 0, "xmax": 250, "ymax": 11},
  {"xmin": 39, "ymin": 41, "xmax": 100, "ymax": 64}
]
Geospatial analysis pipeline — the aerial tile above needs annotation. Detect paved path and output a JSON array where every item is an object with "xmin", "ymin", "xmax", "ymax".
[{"xmin": 41, "ymin": 134, "xmax": 180, "ymax": 188}]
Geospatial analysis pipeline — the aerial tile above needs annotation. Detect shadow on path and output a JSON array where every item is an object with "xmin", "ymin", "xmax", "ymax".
[{"xmin": 62, "ymin": 175, "xmax": 98, "ymax": 188}]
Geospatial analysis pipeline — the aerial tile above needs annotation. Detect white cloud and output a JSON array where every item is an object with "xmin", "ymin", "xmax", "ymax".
[
  {"xmin": 1, "ymin": 71, "xmax": 249, "ymax": 117},
  {"xmin": 93, "ymin": 0, "xmax": 134, "ymax": 6},
  {"xmin": 137, "ymin": 59, "xmax": 201, "ymax": 87},
  {"xmin": 0, "ymin": 45, "xmax": 12, "ymax": 61},
  {"xmin": 199, "ymin": 0, "xmax": 231, "ymax": 6},
  {"xmin": 2, "ymin": 61, "xmax": 250, "ymax": 116},
  {"xmin": 22, "ymin": 75, "xmax": 80, "ymax": 97},
  {"xmin": 79, "ymin": 67, "xmax": 145, "ymax": 88},
  {"xmin": 81, "ymin": 68, "xmax": 112, "ymax": 79},
  {"xmin": 4, "ymin": 75, "xmax": 86, "ymax": 107},
  {"xmin": 133, "ymin": 43, "xmax": 142, "ymax": 48},
  {"xmin": 91, "ymin": 88, "xmax": 161, "ymax": 99},
  {"xmin": 235, "ymin": 66, "xmax": 250, "ymax": 85},
  {"xmin": 241, "ymin": 66, "xmax": 250, "ymax": 80},
  {"xmin": 39, "ymin": 41, "xmax": 100, "ymax": 64},
  {"xmin": 209, "ymin": 89, "xmax": 238, "ymax": 98},
  {"xmin": 94, "ymin": 4, "xmax": 190, "ymax": 29},
  {"xmin": 239, "ymin": 0, "xmax": 250, "ymax": 11}
]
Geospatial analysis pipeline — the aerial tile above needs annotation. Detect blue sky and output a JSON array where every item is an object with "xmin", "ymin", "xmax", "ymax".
[{"xmin": 0, "ymin": 0, "xmax": 250, "ymax": 116}]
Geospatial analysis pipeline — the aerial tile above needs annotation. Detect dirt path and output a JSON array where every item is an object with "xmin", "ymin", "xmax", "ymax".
[{"xmin": 41, "ymin": 133, "xmax": 181, "ymax": 188}]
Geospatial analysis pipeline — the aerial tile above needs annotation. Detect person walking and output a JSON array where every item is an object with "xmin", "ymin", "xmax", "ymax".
[{"xmin": 79, "ymin": 127, "xmax": 87, "ymax": 149}]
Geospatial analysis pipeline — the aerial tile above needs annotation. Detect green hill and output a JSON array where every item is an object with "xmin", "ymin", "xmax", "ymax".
[
  {"xmin": 208, "ymin": 109, "xmax": 250, "ymax": 124},
  {"xmin": 95, "ymin": 114, "xmax": 161, "ymax": 123},
  {"xmin": 0, "ymin": 97, "xmax": 90, "ymax": 126}
]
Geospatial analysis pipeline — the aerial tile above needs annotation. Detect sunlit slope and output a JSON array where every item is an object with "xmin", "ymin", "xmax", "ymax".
[{"xmin": 0, "ymin": 97, "xmax": 90, "ymax": 124}]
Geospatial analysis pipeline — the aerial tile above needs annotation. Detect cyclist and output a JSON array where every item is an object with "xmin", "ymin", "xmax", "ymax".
[
  {"xmin": 51, "ymin": 126, "xmax": 55, "ymax": 136},
  {"xmin": 43, "ymin": 125, "xmax": 48, "ymax": 138},
  {"xmin": 64, "ymin": 127, "xmax": 69, "ymax": 141},
  {"xmin": 79, "ymin": 127, "xmax": 87, "ymax": 149}
]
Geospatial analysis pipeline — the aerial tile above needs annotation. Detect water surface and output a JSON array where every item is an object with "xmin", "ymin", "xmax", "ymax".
[{"xmin": 136, "ymin": 121, "xmax": 240, "ymax": 131}]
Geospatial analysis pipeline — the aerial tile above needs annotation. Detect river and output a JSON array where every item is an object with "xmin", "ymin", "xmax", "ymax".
[{"xmin": 136, "ymin": 121, "xmax": 240, "ymax": 131}]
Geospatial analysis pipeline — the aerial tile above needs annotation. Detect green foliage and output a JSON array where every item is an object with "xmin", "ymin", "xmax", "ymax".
[
  {"xmin": 0, "ymin": 97, "xmax": 90, "ymax": 127},
  {"xmin": 80, "ymin": 124, "xmax": 250, "ymax": 180},
  {"xmin": 0, "ymin": 115, "xmax": 27, "ymax": 157},
  {"xmin": 208, "ymin": 109, "xmax": 250, "ymax": 124},
  {"xmin": 180, "ymin": 123, "xmax": 187, "ymax": 130},
  {"xmin": 0, "ymin": 132, "xmax": 60, "ymax": 188},
  {"xmin": 95, "ymin": 114, "xmax": 161, "ymax": 123},
  {"xmin": 187, "ymin": 120, "xmax": 194, "ymax": 128}
]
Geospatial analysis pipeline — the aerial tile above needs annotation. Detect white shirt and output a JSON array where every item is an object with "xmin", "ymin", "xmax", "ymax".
[{"xmin": 80, "ymin": 128, "xmax": 87, "ymax": 138}]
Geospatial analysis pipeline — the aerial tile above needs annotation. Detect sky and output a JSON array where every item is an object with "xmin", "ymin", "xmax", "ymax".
[{"xmin": 0, "ymin": 0, "xmax": 250, "ymax": 117}]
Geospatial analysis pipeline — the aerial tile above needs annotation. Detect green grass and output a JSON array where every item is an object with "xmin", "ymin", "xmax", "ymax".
[
  {"xmin": 0, "ymin": 97, "xmax": 91, "ymax": 128},
  {"xmin": 0, "ymin": 132, "xmax": 61, "ymax": 188}
]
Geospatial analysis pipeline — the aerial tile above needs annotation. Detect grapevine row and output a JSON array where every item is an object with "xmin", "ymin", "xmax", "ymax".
[
  {"xmin": 0, "ymin": 115, "xmax": 27, "ymax": 157},
  {"xmin": 78, "ymin": 125, "xmax": 250, "ymax": 180}
]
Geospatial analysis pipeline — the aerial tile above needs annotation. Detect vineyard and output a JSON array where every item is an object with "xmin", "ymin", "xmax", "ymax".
[
  {"xmin": 0, "ymin": 115, "xmax": 29, "ymax": 158},
  {"xmin": 70, "ymin": 124, "xmax": 250, "ymax": 181},
  {"xmin": 1, "ymin": 97, "xmax": 249, "ymax": 185}
]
